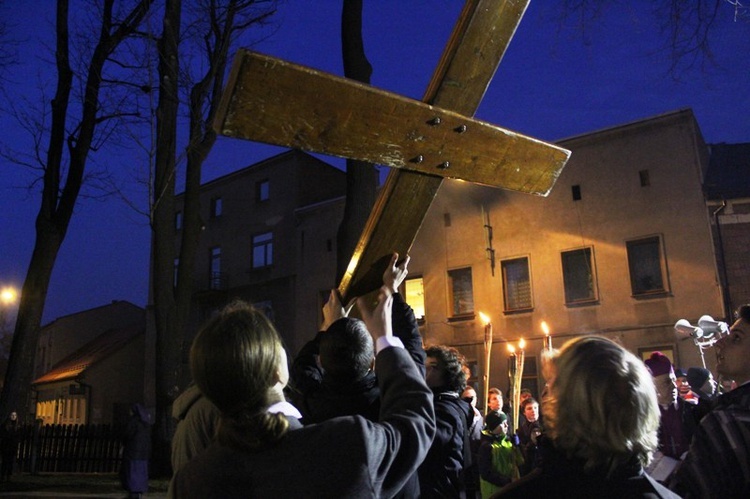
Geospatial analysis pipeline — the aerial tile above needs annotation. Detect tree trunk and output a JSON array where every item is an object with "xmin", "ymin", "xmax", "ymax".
[
  {"xmin": 336, "ymin": 0, "xmax": 378, "ymax": 283},
  {"xmin": 150, "ymin": 0, "xmax": 182, "ymax": 476}
]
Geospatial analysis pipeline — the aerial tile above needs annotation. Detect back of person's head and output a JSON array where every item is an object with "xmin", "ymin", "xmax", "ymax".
[
  {"xmin": 425, "ymin": 345, "xmax": 467, "ymax": 393},
  {"xmin": 319, "ymin": 317, "xmax": 374, "ymax": 382},
  {"xmin": 542, "ymin": 336, "xmax": 659, "ymax": 474},
  {"xmin": 190, "ymin": 300, "xmax": 289, "ymax": 450},
  {"xmin": 737, "ymin": 304, "xmax": 750, "ymax": 321}
]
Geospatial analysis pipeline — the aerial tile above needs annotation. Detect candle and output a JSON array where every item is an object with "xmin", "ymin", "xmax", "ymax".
[
  {"xmin": 541, "ymin": 321, "xmax": 552, "ymax": 350},
  {"xmin": 480, "ymin": 313, "xmax": 493, "ymax": 414}
]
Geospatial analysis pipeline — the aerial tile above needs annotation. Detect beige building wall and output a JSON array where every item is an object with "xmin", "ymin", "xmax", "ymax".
[{"xmin": 409, "ymin": 109, "xmax": 723, "ymax": 400}]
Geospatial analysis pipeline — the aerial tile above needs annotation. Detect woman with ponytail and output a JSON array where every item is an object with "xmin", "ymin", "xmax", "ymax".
[{"xmin": 168, "ymin": 285, "xmax": 436, "ymax": 498}]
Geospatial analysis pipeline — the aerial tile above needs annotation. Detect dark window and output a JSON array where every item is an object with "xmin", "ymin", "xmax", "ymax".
[
  {"xmin": 561, "ymin": 247, "xmax": 597, "ymax": 304},
  {"xmin": 627, "ymin": 236, "xmax": 668, "ymax": 295},
  {"xmin": 572, "ymin": 185, "xmax": 581, "ymax": 201},
  {"xmin": 444, "ymin": 213, "xmax": 452, "ymax": 227},
  {"xmin": 257, "ymin": 179, "xmax": 270, "ymax": 202},
  {"xmin": 210, "ymin": 197, "xmax": 222, "ymax": 218},
  {"xmin": 209, "ymin": 247, "xmax": 222, "ymax": 289},
  {"xmin": 639, "ymin": 170, "xmax": 650, "ymax": 187},
  {"xmin": 252, "ymin": 232, "xmax": 273, "ymax": 268},
  {"xmin": 502, "ymin": 257, "xmax": 533, "ymax": 312},
  {"xmin": 175, "ymin": 211, "xmax": 183, "ymax": 230},
  {"xmin": 448, "ymin": 267, "xmax": 474, "ymax": 317},
  {"xmin": 173, "ymin": 258, "xmax": 179, "ymax": 288}
]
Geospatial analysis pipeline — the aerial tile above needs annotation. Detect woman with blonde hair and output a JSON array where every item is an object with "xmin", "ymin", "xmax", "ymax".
[
  {"xmin": 168, "ymin": 286, "xmax": 436, "ymax": 498},
  {"xmin": 495, "ymin": 336, "xmax": 679, "ymax": 498}
]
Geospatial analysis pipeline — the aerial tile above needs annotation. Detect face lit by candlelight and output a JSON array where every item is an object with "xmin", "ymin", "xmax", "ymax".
[{"xmin": 523, "ymin": 401, "xmax": 539, "ymax": 423}]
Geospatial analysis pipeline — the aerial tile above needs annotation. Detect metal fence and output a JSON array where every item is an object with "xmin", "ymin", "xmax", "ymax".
[{"xmin": 16, "ymin": 423, "xmax": 123, "ymax": 473}]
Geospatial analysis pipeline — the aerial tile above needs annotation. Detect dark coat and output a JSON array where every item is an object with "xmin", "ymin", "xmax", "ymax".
[
  {"xmin": 168, "ymin": 346, "xmax": 436, "ymax": 499},
  {"xmin": 290, "ymin": 292, "xmax": 426, "ymax": 424},
  {"xmin": 492, "ymin": 438, "xmax": 680, "ymax": 498},
  {"xmin": 418, "ymin": 392, "xmax": 471, "ymax": 498}
]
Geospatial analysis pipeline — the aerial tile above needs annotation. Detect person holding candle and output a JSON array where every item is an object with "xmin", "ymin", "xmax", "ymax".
[{"xmin": 494, "ymin": 336, "xmax": 679, "ymax": 498}]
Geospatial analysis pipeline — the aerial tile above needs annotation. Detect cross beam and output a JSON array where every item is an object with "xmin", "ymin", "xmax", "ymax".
[{"xmin": 214, "ymin": 0, "xmax": 570, "ymax": 303}]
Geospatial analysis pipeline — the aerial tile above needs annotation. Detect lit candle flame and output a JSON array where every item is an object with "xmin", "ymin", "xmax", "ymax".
[
  {"xmin": 519, "ymin": 338, "xmax": 526, "ymax": 350},
  {"xmin": 507, "ymin": 344, "xmax": 515, "ymax": 354},
  {"xmin": 541, "ymin": 321, "xmax": 550, "ymax": 336},
  {"xmin": 479, "ymin": 312, "xmax": 490, "ymax": 325}
]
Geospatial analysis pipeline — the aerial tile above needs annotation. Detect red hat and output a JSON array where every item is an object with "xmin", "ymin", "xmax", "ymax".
[{"xmin": 645, "ymin": 351, "xmax": 673, "ymax": 377}]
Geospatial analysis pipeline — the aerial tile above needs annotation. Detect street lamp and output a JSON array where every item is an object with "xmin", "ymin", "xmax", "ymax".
[{"xmin": 0, "ymin": 287, "xmax": 18, "ymax": 306}]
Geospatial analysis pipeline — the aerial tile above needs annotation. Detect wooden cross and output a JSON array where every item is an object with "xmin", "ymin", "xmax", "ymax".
[{"xmin": 214, "ymin": 0, "xmax": 570, "ymax": 303}]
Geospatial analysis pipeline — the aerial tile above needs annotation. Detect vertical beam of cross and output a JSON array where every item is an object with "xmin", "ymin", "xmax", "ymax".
[{"xmin": 338, "ymin": 0, "xmax": 531, "ymax": 303}]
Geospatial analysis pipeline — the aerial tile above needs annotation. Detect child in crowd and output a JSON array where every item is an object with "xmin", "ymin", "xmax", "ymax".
[{"xmin": 477, "ymin": 411, "xmax": 522, "ymax": 498}]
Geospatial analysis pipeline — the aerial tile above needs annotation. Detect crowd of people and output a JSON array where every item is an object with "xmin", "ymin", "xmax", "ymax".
[{"xmin": 165, "ymin": 253, "xmax": 750, "ymax": 498}]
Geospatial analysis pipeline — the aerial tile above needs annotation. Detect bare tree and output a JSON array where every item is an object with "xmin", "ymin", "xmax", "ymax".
[
  {"xmin": 149, "ymin": 0, "xmax": 277, "ymax": 473},
  {"xmin": 0, "ymin": 0, "xmax": 154, "ymax": 421},
  {"xmin": 557, "ymin": 0, "xmax": 749, "ymax": 76}
]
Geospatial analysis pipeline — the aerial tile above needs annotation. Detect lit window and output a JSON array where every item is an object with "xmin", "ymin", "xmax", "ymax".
[
  {"xmin": 448, "ymin": 267, "xmax": 474, "ymax": 317},
  {"xmin": 209, "ymin": 247, "xmax": 222, "ymax": 289},
  {"xmin": 627, "ymin": 236, "xmax": 668, "ymax": 295},
  {"xmin": 501, "ymin": 257, "xmax": 533, "ymax": 312},
  {"xmin": 257, "ymin": 179, "xmax": 270, "ymax": 202},
  {"xmin": 252, "ymin": 232, "xmax": 273, "ymax": 268},
  {"xmin": 561, "ymin": 247, "xmax": 598, "ymax": 304},
  {"xmin": 210, "ymin": 197, "xmax": 222, "ymax": 218},
  {"xmin": 405, "ymin": 277, "xmax": 426, "ymax": 320}
]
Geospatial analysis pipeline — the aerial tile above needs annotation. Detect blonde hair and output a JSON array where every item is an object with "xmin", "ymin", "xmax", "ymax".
[
  {"xmin": 190, "ymin": 301, "xmax": 289, "ymax": 450},
  {"xmin": 542, "ymin": 336, "xmax": 659, "ymax": 474}
]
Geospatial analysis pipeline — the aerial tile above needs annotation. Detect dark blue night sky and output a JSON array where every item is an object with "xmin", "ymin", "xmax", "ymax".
[{"xmin": 1, "ymin": 1, "xmax": 748, "ymax": 323}]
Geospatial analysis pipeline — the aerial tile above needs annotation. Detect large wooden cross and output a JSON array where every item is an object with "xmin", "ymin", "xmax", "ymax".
[{"xmin": 214, "ymin": 0, "xmax": 570, "ymax": 303}]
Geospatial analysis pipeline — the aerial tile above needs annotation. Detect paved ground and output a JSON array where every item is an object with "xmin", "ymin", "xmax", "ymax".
[{"xmin": 0, "ymin": 473, "xmax": 168, "ymax": 498}]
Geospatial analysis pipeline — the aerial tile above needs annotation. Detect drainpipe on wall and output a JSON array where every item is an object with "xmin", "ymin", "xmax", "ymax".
[{"xmin": 713, "ymin": 200, "xmax": 732, "ymax": 319}]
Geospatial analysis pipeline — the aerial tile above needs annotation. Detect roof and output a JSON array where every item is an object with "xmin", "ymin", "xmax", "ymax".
[
  {"xmin": 704, "ymin": 142, "xmax": 750, "ymax": 200},
  {"xmin": 32, "ymin": 324, "xmax": 144, "ymax": 385}
]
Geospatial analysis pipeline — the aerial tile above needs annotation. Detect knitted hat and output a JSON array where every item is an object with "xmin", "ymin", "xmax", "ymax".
[
  {"xmin": 485, "ymin": 411, "xmax": 508, "ymax": 432},
  {"xmin": 645, "ymin": 351, "xmax": 673, "ymax": 377},
  {"xmin": 687, "ymin": 367, "xmax": 710, "ymax": 390}
]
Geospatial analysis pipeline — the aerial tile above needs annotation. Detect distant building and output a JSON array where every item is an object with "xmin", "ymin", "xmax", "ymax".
[
  {"xmin": 32, "ymin": 301, "xmax": 145, "ymax": 424},
  {"xmin": 171, "ymin": 150, "xmax": 347, "ymax": 388}
]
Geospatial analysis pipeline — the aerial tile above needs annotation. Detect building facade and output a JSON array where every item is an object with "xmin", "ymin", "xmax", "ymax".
[
  {"xmin": 407, "ymin": 109, "xmax": 724, "ymax": 401},
  {"xmin": 173, "ymin": 150, "xmax": 346, "ymax": 387}
]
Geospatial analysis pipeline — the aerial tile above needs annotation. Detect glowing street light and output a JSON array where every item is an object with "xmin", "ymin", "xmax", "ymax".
[{"xmin": 1, "ymin": 287, "xmax": 18, "ymax": 306}]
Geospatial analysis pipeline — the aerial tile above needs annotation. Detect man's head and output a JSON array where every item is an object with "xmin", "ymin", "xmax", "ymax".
[
  {"xmin": 424, "ymin": 345, "xmax": 467, "ymax": 393},
  {"xmin": 716, "ymin": 304, "xmax": 750, "ymax": 386},
  {"xmin": 674, "ymin": 368, "xmax": 691, "ymax": 398},
  {"xmin": 542, "ymin": 336, "xmax": 660, "ymax": 472},
  {"xmin": 319, "ymin": 318, "xmax": 374, "ymax": 382},
  {"xmin": 521, "ymin": 397, "xmax": 539, "ymax": 423},
  {"xmin": 485, "ymin": 410, "xmax": 509, "ymax": 436},
  {"xmin": 487, "ymin": 387, "xmax": 503, "ymax": 412},
  {"xmin": 644, "ymin": 351, "xmax": 677, "ymax": 405},
  {"xmin": 462, "ymin": 386, "xmax": 478, "ymax": 408},
  {"xmin": 686, "ymin": 367, "xmax": 716, "ymax": 399}
]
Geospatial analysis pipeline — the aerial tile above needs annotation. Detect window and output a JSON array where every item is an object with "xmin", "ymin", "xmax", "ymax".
[
  {"xmin": 561, "ymin": 247, "xmax": 597, "ymax": 304},
  {"xmin": 501, "ymin": 257, "xmax": 533, "ymax": 312},
  {"xmin": 448, "ymin": 267, "xmax": 474, "ymax": 317},
  {"xmin": 639, "ymin": 169, "xmax": 650, "ymax": 187},
  {"xmin": 173, "ymin": 258, "xmax": 179, "ymax": 288},
  {"xmin": 627, "ymin": 236, "xmax": 668, "ymax": 296},
  {"xmin": 210, "ymin": 197, "xmax": 222, "ymax": 218},
  {"xmin": 252, "ymin": 232, "xmax": 273, "ymax": 268},
  {"xmin": 571, "ymin": 185, "xmax": 581, "ymax": 201},
  {"xmin": 256, "ymin": 179, "xmax": 270, "ymax": 202},
  {"xmin": 175, "ymin": 211, "xmax": 183, "ymax": 230},
  {"xmin": 404, "ymin": 276, "xmax": 426, "ymax": 320},
  {"xmin": 209, "ymin": 247, "xmax": 222, "ymax": 289}
]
